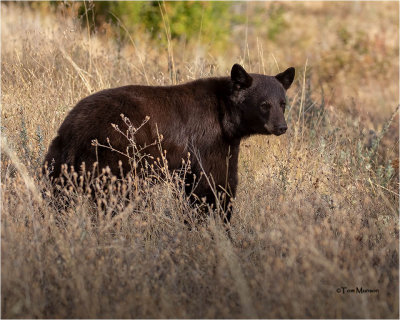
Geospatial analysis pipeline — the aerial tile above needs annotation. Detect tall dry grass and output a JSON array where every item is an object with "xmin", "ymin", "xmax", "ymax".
[{"xmin": 1, "ymin": 3, "xmax": 399, "ymax": 318}]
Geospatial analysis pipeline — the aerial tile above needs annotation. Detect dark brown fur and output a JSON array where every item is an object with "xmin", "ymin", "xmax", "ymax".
[{"xmin": 44, "ymin": 64, "xmax": 295, "ymax": 222}]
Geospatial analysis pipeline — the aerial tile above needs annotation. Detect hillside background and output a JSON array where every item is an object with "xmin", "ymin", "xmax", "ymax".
[{"xmin": 1, "ymin": 2, "xmax": 399, "ymax": 318}]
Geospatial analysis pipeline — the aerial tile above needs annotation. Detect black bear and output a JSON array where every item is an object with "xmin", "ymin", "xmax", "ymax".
[{"xmin": 44, "ymin": 64, "xmax": 295, "ymax": 222}]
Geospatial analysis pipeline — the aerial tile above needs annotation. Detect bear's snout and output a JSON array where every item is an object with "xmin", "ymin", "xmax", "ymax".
[{"xmin": 274, "ymin": 124, "xmax": 288, "ymax": 136}]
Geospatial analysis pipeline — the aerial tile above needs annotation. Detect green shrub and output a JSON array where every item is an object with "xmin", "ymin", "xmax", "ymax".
[{"xmin": 78, "ymin": 1, "xmax": 233, "ymax": 48}]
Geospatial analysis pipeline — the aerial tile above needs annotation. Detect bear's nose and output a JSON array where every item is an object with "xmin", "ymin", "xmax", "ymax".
[{"xmin": 276, "ymin": 125, "xmax": 287, "ymax": 135}]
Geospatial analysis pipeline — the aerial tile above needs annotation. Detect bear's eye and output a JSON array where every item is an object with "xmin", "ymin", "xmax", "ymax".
[
  {"xmin": 260, "ymin": 102, "xmax": 270, "ymax": 114},
  {"xmin": 280, "ymin": 102, "xmax": 286, "ymax": 112}
]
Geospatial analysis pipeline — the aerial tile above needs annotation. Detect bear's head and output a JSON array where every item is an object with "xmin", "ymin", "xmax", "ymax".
[{"xmin": 230, "ymin": 64, "xmax": 295, "ymax": 137}]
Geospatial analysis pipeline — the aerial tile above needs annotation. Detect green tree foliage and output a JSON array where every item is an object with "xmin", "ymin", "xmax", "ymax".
[
  {"xmin": 266, "ymin": 4, "xmax": 288, "ymax": 41},
  {"xmin": 78, "ymin": 1, "xmax": 232, "ymax": 47}
]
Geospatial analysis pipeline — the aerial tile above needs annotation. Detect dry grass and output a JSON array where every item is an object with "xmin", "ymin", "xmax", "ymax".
[{"xmin": 1, "ymin": 3, "xmax": 399, "ymax": 318}]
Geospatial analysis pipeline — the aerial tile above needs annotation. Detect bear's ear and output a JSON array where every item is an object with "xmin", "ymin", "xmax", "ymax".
[
  {"xmin": 231, "ymin": 64, "xmax": 253, "ymax": 89},
  {"xmin": 275, "ymin": 67, "xmax": 295, "ymax": 90}
]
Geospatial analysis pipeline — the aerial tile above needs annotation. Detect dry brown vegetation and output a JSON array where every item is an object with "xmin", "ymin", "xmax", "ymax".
[{"xmin": 1, "ymin": 2, "xmax": 399, "ymax": 318}]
